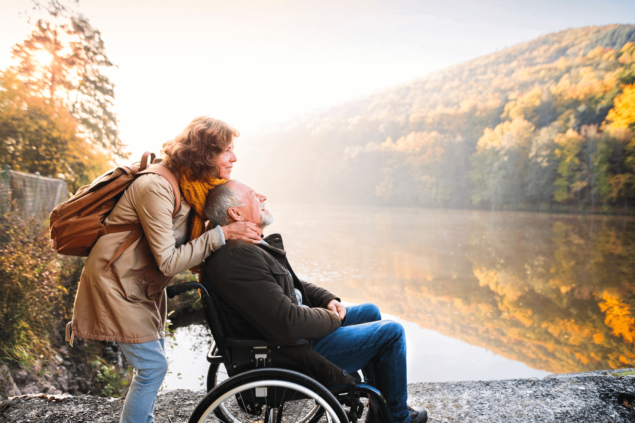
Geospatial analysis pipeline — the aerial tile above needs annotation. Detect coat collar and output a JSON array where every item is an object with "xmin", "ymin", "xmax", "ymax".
[{"xmin": 258, "ymin": 233, "xmax": 286, "ymax": 258}]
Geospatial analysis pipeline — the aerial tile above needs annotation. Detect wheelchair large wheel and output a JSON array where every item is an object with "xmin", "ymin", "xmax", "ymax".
[
  {"xmin": 190, "ymin": 368, "xmax": 347, "ymax": 423},
  {"xmin": 207, "ymin": 363, "xmax": 325, "ymax": 423}
]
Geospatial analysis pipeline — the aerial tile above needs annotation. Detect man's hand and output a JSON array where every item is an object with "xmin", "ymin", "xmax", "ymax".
[{"xmin": 327, "ymin": 299, "xmax": 346, "ymax": 320}]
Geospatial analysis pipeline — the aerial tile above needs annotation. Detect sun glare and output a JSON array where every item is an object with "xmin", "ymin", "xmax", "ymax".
[{"xmin": 33, "ymin": 49, "xmax": 53, "ymax": 67}]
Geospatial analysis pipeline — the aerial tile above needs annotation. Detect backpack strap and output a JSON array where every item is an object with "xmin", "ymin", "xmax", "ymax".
[
  {"xmin": 139, "ymin": 164, "xmax": 182, "ymax": 217},
  {"xmin": 104, "ymin": 162, "xmax": 182, "ymax": 270},
  {"xmin": 139, "ymin": 151, "xmax": 156, "ymax": 171},
  {"xmin": 105, "ymin": 226, "xmax": 143, "ymax": 270}
]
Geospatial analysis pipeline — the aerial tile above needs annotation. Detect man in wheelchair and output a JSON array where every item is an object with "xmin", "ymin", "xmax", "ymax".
[{"xmin": 201, "ymin": 180, "xmax": 428, "ymax": 423}]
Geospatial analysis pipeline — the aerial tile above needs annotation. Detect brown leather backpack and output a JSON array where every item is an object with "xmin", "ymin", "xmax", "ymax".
[{"xmin": 49, "ymin": 152, "xmax": 181, "ymax": 266}]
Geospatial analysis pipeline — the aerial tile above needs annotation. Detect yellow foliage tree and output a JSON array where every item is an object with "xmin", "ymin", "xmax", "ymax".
[
  {"xmin": 607, "ymin": 84, "xmax": 635, "ymax": 130},
  {"xmin": 0, "ymin": 71, "xmax": 111, "ymax": 190},
  {"xmin": 1, "ymin": 16, "xmax": 121, "ymax": 191}
]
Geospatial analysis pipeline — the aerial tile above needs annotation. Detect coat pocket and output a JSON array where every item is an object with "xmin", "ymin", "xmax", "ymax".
[
  {"xmin": 143, "ymin": 266, "xmax": 172, "ymax": 298},
  {"xmin": 270, "ymin": 263, "xmax": 295, "ymax": 303},
  {"xmin": 124, "ymin": 266, "xmax": 162, "ymax": 301},
  {"xmin": 122, "ymin": 274, "xmax": 147, "ymax": 302}
]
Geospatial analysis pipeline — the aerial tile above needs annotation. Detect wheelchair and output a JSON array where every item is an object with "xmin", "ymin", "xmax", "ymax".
[{"xmin": 166, "ymin": 282, "xmax": 394, "ymax": 423}]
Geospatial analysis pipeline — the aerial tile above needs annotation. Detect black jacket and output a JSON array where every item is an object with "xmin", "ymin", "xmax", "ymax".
[{"xmin": 202, "ymin": 233, "xmax": 354, "ymax": 386}]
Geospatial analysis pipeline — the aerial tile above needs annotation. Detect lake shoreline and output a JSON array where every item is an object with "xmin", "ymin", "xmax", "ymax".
[{"xmin": 2, "ymin": 369, "xmax": 634, "ymax": 422}]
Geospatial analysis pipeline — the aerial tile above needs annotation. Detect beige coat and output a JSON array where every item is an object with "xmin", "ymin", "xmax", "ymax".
[{"xmin": 70, "ymin": 173, "xmax": 224, "ymax": 344}]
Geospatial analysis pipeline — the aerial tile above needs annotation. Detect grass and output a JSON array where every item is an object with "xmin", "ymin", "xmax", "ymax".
[{"xmin": 611, "ymin": 370, "xmax": 635, "ymax": 377}]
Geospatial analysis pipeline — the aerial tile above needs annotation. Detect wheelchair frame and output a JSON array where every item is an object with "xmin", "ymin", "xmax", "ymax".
[{"xmin": 166, "ymin": 281, "xmax": 394, "ymax": 423}]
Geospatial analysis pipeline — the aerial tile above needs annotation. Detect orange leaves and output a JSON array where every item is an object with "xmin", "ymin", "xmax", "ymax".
[
  {"xmin": 585, "ymin": 46, "xmax": 606, "ymax": 61},
  {"xmin": 599, "ymin": 292, "xmax": 635, "ymax": 344},
  {"xmin": 541, "ymin": 319, "xmax": 595, "ymax": 347},
  {"xmin": 575, "ymin": 352, "xmax": 590, "ymax": 364},
  {"xmin": 593, "ymin": 333, "xmax": 605, "ymax": 345}
]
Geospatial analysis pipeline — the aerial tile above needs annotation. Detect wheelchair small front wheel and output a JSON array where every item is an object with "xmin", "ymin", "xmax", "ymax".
[{"xmin": 190, "ymin": 368, "xmax": 347, "ymax": 423}]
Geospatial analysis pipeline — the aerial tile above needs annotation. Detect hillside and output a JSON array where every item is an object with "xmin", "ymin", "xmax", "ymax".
[{"xmin": 240, "ymin": 24, "xmax": 635, "ymax": 212}]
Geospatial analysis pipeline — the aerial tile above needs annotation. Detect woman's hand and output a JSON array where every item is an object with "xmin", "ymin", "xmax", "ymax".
[
  {"xmin": 327, "ymin": 299, "xmax": 347, "ymax": 320},
  {"xmin": 221, "ymin": 221, "xmax": 262, "ymax": 244}
]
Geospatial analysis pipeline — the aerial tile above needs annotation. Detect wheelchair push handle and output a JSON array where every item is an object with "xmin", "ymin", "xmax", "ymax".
[{"xmin": 166, "ymin": 281, "xmax": 209, "ymax": 298}]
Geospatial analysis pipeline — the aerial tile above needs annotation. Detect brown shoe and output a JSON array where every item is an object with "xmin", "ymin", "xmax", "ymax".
[{"xmin": 408, "ymin": 406, "xmax": 428, "ymax": 423}]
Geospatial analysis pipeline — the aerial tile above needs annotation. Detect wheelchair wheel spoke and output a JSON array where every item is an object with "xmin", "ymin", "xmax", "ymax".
[
  {"xmin": 237, "ymin": 391, "xmax": 248, "ymax": 416},
  {"xmin": 263, "ymin": 390, "xmax": 270, "ymax": 422},
  {"xmin": 276, "ymin": 404, "xmax": 284, "ymax": 423}
]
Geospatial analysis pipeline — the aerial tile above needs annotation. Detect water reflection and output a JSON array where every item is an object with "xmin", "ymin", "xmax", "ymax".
[
  {"xmin": 265, "ymin": 205, "xmax": 635, "ymax": 374},
  {"xmin": 164, "ymin": 324, "xmax": 210, "ymax": 390},
  {"xmin": 163, "ymin": 310, "xmax": 549, "ymax": 390},
  {"xmin": 164, "ymin": 206, "xmax": 635, "ymax": 389}
]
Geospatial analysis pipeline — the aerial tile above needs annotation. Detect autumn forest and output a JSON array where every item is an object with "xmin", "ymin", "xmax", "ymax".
[
  {"xmin": 238, "ymin": 24, "xmax": 635, "ymax": 375},
  {"xmin": 242, "ymin": 24, "xmax": 635, "ymax": 214}
]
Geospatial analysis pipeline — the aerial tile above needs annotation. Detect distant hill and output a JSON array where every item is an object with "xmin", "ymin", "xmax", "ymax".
[{"xmin": 240, "ymin": 24, "xmax": 635, "ymax": 212}]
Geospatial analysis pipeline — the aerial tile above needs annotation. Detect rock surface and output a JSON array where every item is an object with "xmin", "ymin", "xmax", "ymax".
[
  {"xmin": 1, "ymin": 370, "xmax": 634, "ymax": 422},
  {"xmin": 0, "ymin": 366, "xmax": 20, "ymax": 397},
  {"xmin": 408, "ymin": 370, "xmax": 635, "ymax": 422}
]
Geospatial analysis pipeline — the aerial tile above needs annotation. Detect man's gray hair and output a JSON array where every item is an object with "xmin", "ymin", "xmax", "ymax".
[{"xmin": 204, "ymin": 182, "xmax": 243, "ymax": 227}]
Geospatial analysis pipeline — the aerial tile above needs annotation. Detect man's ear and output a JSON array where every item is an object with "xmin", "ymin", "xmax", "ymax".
[{"xmin": 227, "ymin": 207, "xmax": 243, "ymax": 221}]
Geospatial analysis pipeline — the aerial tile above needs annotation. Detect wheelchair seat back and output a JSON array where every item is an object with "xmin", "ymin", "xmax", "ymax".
[{"xmin": 201, "ymin": 286, "xmax": 314, "ymax": 378}]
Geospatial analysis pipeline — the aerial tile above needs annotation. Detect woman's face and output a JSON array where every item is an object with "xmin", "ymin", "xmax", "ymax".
[{"xmin": 215, "ymin": 141, "xmax": 237, "ymax": 179}]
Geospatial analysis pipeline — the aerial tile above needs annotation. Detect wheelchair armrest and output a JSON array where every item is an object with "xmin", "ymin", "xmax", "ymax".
[{"xmin": 225, "ymin": 336, "xmax": 307, "ymax": 347}]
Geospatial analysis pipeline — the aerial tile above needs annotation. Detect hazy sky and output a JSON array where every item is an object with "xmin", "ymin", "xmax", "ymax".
[{"xmin": 1, "ymin": 0, "xmax": 635, "ymax": 160}]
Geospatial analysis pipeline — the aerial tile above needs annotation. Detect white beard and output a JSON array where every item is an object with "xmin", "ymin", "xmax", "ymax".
[{"xmin": 259, "ymin": 210, "xmax": 275, "ymax": 228}]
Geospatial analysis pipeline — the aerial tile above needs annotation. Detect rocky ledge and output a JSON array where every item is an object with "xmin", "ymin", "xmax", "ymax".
[{"xmin": 1, "ymin": 370, "xmax": 634, "ymax": 422}]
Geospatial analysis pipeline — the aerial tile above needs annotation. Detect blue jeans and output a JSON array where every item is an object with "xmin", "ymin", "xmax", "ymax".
[
  {"xmin": 118, "ymin": 339, "xmax": 168, "ymax": 423},
  {"xmin": 312, "ymin": 304, "xmax": 410, "ymax": 423}
]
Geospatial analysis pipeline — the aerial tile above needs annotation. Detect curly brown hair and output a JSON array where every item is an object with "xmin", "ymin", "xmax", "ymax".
[{"xmin": 162, "ymin": 117, "xmax": 239, "ymax": 181}]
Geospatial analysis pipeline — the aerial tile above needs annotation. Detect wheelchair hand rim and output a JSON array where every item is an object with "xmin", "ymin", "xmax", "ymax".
[{"xmin": 199, "ymin": 379, "xmax": 343, "ymax": 423}]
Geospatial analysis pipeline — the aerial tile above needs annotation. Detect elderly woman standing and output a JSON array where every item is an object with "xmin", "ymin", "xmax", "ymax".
[{"xmin": 68, "ymin": 117, "xmax": 259, "ymax": 423}]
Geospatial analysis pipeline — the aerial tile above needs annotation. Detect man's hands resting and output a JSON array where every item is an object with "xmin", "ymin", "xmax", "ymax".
[{"xmin": 327, "ymin": 299, "xmax": 346, "ymax": 320}]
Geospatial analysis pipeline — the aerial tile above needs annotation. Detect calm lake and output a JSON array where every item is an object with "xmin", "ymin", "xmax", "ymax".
[{"xmin": 163, "ymin": 205, "xmax": 635, "ymax": 390}]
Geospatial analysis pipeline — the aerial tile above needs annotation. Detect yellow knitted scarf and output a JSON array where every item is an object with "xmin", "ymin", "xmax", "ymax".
[{"xmin": 179, "ymin": 170, "xmax": 227, "ymax": 274}]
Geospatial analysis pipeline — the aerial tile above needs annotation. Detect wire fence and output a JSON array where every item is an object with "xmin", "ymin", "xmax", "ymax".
[{"xmin": 0, "ymin": 167, "xmax": 68, "ymax": 219}]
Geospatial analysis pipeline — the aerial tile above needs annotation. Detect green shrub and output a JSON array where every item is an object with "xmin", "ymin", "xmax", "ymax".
[
  {"xmin": 92, "ymin": 358, "xmax": 127, "ymax": 397},
  {"xmin": 0, "ymin": 209, "xmax": 61, "ymax": 366},
  {"xmin": 0, "ymin": 207, "xmax": 86, "ymax": 366}
]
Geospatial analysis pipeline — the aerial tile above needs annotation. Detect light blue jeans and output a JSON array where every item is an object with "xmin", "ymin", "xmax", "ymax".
[
  {"xmin": 118, "ymin": 338, "xmax": 168, "ymax": 423},
  {"xmin": 312, "ymin": 304, "xmax": 410, "ymax": 423}
]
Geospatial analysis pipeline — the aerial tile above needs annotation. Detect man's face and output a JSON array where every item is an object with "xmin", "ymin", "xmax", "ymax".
[{"xmin": 229, "ymin": 181, "xmax": 274, "ymax": 229}]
